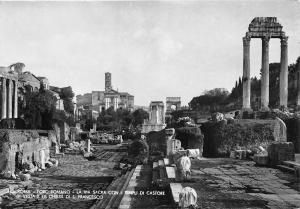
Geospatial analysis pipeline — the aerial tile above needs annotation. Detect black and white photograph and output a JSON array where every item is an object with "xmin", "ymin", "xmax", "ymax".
[{"xmin": 0, "ymin": 0, "xmax": 300, "ymax": 208}]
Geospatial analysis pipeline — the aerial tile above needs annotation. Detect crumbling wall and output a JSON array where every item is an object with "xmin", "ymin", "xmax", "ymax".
[
  {"xmin": 0, "ymin": 130, "xmax": 51, "ymax": 174},
  {"xmin": 53, "ymin": 122, "xmax": 70, "ymax": 144},
  {"xmin": 201, "ymin": 119, "xmax": 281, "ymax": 157}
]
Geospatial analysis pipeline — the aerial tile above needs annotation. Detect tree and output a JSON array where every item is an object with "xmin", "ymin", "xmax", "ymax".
[
  {"xmin": 59, "ymin": 87, "xmax": 75, "ymax": 114},
  {"xmin": 132, "ymin": 109, "xmax": 149, "ymax": 127},
  {"xmin": 189, "ymin": 88, "xmax": 229, "ymax": 112},
  {"xmin": 21, "ymin": 89, "xmax": 57, "ymax": 129}
]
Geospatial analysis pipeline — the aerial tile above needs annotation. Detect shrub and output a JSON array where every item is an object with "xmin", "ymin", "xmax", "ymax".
[
  {"xmin": 175, "ymin": 127, "xmax": 204, "ymax": 156},
  {"xmin": 128, "ymin": 139, "xmax": 149, "ymax": 164},
  {"xmin": 201, "ymin": 120, "xmax": 276, "ymax": 157}
]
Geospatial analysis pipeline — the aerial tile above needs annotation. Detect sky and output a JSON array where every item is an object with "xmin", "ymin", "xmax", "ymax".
[{"xmin": 0, "ymin": 0, "xmax": 300, "ymax": 106}]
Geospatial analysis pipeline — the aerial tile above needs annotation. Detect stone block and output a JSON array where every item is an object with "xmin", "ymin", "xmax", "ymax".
[
  {"xmin": 158, "ymin": 160, "xmax": 164, "ymax": 167},
  {"xmin": 166, "ymin": 166, "xmax": 176, "ymax": 179},
  {"xmin": 235, "ymin": 150, "xmax": 247, "ymax": 160},
  {"xmin": 230, "ymin": 151, "xmax": 236, "ymax": 159},
  {"xmin": 267, "ymin": 142, "xmax": 295, "ymax": 166},
  {"xmin": 253, "ymin": 155, "xmax": 269, "ymax": 166},
  {"xmin": 170, "ymin": 183, "xmax": 183, "ymax": 204},
  {"xmin": 163, "ymin": 158, "xmax": 170, "ymax": 166}
]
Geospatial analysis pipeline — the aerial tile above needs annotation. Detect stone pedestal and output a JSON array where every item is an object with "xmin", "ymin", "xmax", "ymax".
[
  {"xmin": 261, "ymin": 37, "xmax": 270, "ymax": 110},
  {"xmin": 86, "ymin": 139, "xmax": 91, "ymax": 153}
]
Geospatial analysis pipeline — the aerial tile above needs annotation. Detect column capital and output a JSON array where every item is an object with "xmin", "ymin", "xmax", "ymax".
[
  {"xmin": 281, "ymin": 36, "xmax": 288, "ymax": 46},
  {"xmin": 243, "ymin": 36, "xmax": 251, "ymax": 46}
]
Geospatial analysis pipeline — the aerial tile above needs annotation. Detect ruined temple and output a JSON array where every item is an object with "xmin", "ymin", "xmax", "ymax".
[
  {"xmin": 0, "ymin": 129, "xmax": 58, "ymax": 175},
  {"xmin": 142, "ymin": 101, "xmax": 166, "ymax": 133},
  {"xmin": 242, "ymin": 17, "xmax": 288, "ymax": 111}
]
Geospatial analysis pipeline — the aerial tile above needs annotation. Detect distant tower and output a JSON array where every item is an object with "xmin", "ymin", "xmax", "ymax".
[{"xmin": 105, "ymin": 72, "xmax": 112, "ymax": 91}]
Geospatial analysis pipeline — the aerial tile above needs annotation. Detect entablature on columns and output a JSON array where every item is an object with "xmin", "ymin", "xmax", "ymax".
[
  {"xmin": 244, "ymin": 17, "xmax": 286, "ymax": 39},
  {"xmin": 0, "ymin": 73, "xmax": 19, "ymax": 81}
]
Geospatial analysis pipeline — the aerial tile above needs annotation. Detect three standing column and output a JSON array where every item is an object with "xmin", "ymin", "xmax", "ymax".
[
  {"xmin": 261, "ymin": 36, "xmax": 270, "ymax": 110},
  {"xmin": 280, "ymin": 36, "xmax": 288, "ymax": 107},
  {"xmin": 242, "ymin": 36, "xmax": 251, "ymax": 110}
]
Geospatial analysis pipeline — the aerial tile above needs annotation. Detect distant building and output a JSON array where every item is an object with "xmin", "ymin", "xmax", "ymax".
[{"xmin": 76, "ymin": 72, "xmax": 134, "ymax": 119}]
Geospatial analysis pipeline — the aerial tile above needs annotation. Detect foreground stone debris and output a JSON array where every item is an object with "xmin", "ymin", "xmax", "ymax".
[
  {"xmin": 186, "ymin": 158, "xmax": 300, "ymax": 209},
  {"xmin": 0, "ymin": 145, "xmax": 127, "ymax": 209}
]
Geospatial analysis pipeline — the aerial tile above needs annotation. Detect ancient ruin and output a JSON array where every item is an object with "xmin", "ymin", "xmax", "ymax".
[
  {"xmin": 166, "ymin": 97, "xmax": 181, "ymax": 114},
  {"xmin": 141, "ymin": 101, "xmax": 166, "ymax": 133},
  {"xmin": 242, "ymin": 17, "xmax": 288, "ymax": 111},
  {"xmin": 0, "ymin": 70, "xmax": 19, "ymax": 120},
  {"xmin": 0, "ymin": 130, "xmax": 57, "ymax": 176}
]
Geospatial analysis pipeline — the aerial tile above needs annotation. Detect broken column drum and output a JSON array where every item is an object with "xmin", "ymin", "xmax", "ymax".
[{"xmin": 242, "ymin": 17, "xmax": 288, "ymax": 110}]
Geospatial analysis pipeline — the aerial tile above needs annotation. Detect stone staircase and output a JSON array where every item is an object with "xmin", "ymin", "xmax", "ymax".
[
  {"xmin": 91, "ymin": 169, "xmax": 134, "ymax": 209},
  {"xmin": 277, "ymin": 160, "xmax": 300, "ymax": 173}
]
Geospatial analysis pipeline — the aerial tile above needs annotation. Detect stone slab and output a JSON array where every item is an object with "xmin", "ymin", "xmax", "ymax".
[
  {"xmin": 166, "ymin": 166, "xmax": 176, "ymax": 179},
  {"xmin": 170, "ymin": 183, "xmax": 183, "ymax": 204}
]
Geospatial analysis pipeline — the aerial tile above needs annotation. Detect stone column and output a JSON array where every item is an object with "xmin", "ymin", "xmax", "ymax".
[
  {"xmin": 242, "ymin": 36, "xmax": 251, "ymax": 110},
  {"xmin": 1, "ymin": 78, "xmax": 7, "ymax": 119},
  {"xmin": 162, "ymin": 105, "xmax": 165, "ymax": 124},
  {"xmin": 261, "ymin": 36, "xmax": 270, "ymax": 110},
  {"xmin": 280, "ymin": 36, "xmax": 288, "ymax": 107},
  {"xmin": 7, "ymin": 79, "xmax": 13, "ymax": 118},
  {"xmin": 297, "ymin": 71, "xmax": 300, "ymax": 107},
  {"xmin": 13, "ymin": 81, "xmax": 18, "ymax": 118},
  {"xmin": 156, "ymin": 105, "xmax": 159, "ymax": 124}
]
